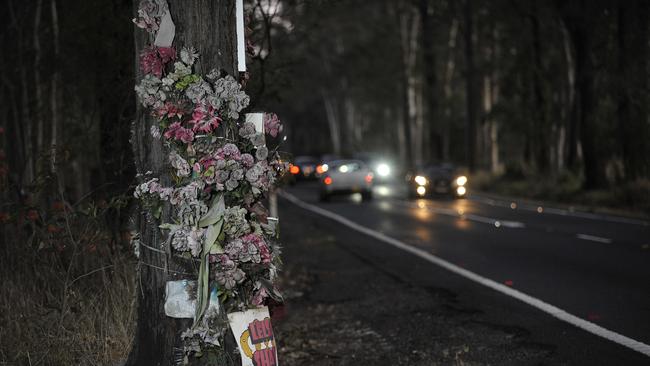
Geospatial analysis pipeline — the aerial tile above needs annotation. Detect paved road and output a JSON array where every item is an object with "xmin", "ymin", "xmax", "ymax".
[{"xmin": 281, "ymin": 181, "xmax": 650, "ymax": 364}]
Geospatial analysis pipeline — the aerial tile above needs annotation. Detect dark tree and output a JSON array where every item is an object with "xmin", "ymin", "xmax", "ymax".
[
  {"xmin": 463, "ymin": 0, "xmax": 477, "ymax": 172},
  {"xmin": 617, "ymin": 0, "xmax": 649, "ymax": 180}
]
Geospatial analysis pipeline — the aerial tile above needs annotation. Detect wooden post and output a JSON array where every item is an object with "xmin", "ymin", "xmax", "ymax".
[{"xmin": 127, "ymin": 2, "xmax": 238, "ymax": 365}]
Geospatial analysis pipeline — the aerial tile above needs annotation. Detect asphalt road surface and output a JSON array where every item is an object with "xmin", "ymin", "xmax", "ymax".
[{"xmin": 280, "ymin": 181, "xmax": 650, "ymax": 364}]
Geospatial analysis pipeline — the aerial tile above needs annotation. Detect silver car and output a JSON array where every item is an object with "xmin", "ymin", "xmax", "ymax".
[{"xmin": 319, "ymin": 159, "xmax": 374, "ymax": 201}]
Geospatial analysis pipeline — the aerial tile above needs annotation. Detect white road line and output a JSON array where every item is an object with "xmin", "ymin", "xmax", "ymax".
[
  {"xmin": 576, "ymin": 234, "xmax": 613, "ymax": 244},
  {"xmin": 469, "ymin": 194, "xmax": 649, "ymax": 227},
  {"xmin": 391, "ymin": 199, "xmax": 526, "ymax": 229},
  {"xmin": 280, "ymin": 191, "xmax": 650, "ymax": 358}
]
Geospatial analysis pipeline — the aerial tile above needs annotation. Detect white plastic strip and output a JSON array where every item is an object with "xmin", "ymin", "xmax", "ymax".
[
  {"xmin": 236, "ymin": 0, "xmax": 246, "ymax": 72},
  {"xmin": 280, "ymin": 191, "xmax": 650, "ymax": 357}
]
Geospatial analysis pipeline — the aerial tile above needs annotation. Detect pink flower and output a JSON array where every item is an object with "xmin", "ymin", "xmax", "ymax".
[
  {"xmin": 264, "ymin": 113, "xmax": 283, "ymax": 138},
  {"xmin": 139, "ymin": 46, "xmax": 176, "ymax": 78},
  {"xmin": 251, "ymin": 286, "xmax": 269, "ymax": 306},
  {"xmin": 189, "ymin": 103, "xmax": 221, "ymax": 133},
  {"xmin": 157, "ymin": 46, "xmax": 176, "ymax": 63},
  {"xmin": 242, "ymin": 233, "xmax": 272, "ymax": 264},
  {"xmin": 140, "ymin": 47, "xmax": 163, "ymax": 77},
  {"xmin": 154, "ymin": 101, "xmax": 184, "ymax": 120},
  {"xmin": 163, "ymin": 122, "xmax": 195, "ymax": 143},
  {"xmin": 199, "ymin": 156, "xmax": 217, "ymax": 169}
]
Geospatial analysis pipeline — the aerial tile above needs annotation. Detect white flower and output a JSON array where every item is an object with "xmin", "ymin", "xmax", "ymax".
[
  {"xmin": 134, "ymin": 74, "xmax": 162, "ymax": 107},
  {"xmin": 223, "ymin": 206, "xmax": 250, "ymax": 238},
  {"xmin": 255, "ymin": 146, "xmax": 268, "ymax": 161},
  {"xmin": 169, "ymin": 150, "xmax": 191, "ymax": 177},
  {"xmin": 150, "ymin": 125, "xmax": 161, "ymax": 139},
  {"xmin": 251, "ymin": 133, "xmax": 265, "ymax": 147},
  {"xmin": 225, "ymin": 178, "xmax": 239, "ymax": 191},
  {"xmin": 185, "ymin": 79, "xmax": 212, "ymax": 102},
  {"xmin": 181, "ymin": 47, "xmax": 199, "ymax": 66},
  {"xmin": 186, "ymin": 227, "xmax": 205, "ymax": 257},
  {"xmin": 206, "ymin": 68, "xmax": 221, "ymax": 80},
  {"xmin": 170, "ymin": 181, "xmax": 205, "ymax": 206},
  {"xmin": 167, "ymin": 62, "xmax": 191, "ymax": 81}
]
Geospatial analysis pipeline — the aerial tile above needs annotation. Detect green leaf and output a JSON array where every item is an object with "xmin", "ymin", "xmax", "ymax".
[
  {"xmin": 194, "ymin": 256, "xmax": 210, "ymax": 324},
  {"xmin": 198, "ymin": 194, "xmax": 225, "ymax": 227},
  {"xmin": 203, "ymin": 219, "xmax": 224, "ymax": 254}
]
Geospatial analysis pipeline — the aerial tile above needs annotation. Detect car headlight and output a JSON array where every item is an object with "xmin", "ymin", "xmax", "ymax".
[
  {"xmin": 376, "ymin": 163, "xmax": 391, "ymax": 177},
  {"xmin": 456, "ymin": 175, "xmax": 467, "ymax": 186},
  {"xmin": 414, "ymin": 175, "xmax": 427, "ymax": 186}
]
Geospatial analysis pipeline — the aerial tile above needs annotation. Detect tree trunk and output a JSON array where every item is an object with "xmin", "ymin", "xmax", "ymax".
[
  {"xmin": 50, "ymin": 0, "xmax": 61, "ymax": 177},
  {"xmin": 419, "ymin": 0, "xmax": 439, "ymax": 161},
  {"xmin": 321, "ymin": 89, "xmax": 342, "ymax": 156},
  {"xmin": 529, "ymin": 3, "xmax": 549, "ymax": 173},
  {"xmin": 127, "ymin": 2, "xmax": 238, "ymax": 365},
  {"xmin": 442, "ymin": 18, "xmax": 459, "ymax": 162},
  {"xmin": 400, "ymin": 5, "xmax": 422, "ymax": 166},
  {"xmin": 561, "ymin": 21, "xmax": 578, "ymax": 170},
  {"xmin": 568, "ymin": 21, "xmax": 600, "ymax": 188},
  {"xmin": 463, "ymin": 0, "xmax": 477, "ymax": 172},
  {"xmin": 617, "ymin": 0, "xmax": 649, "ymax": 180},
  {"xmin": 33, "ymin": 0, "xmax": 44, "ymax": 165}
]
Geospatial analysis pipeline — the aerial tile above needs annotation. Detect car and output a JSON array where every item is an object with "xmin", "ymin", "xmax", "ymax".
[
  {"xmin": 406, "ymin": 163, "xmax": 467, "ymax": 199},
  {"xmin": 353, "ymin": 152, "xmax": 396, "ymax": 184},
  {"xmin": 289, "ymin": 155, "xmax": 321, "ymax": 181},
  {"xmin": 319, "ymin": 159, "xmax": 374, "ymax": 202}
]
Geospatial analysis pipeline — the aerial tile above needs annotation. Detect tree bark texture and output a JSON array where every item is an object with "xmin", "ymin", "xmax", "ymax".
[{"xmin": 463, "ymin": 0, "xmax": 477, "ymax": 172}]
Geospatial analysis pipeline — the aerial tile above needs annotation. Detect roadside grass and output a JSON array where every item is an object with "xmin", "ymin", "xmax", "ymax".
[
  {"xmin": 471, "ymin": 170, "xmax": 650, "ymax": 217},
  {"xmin": 0, "ymin": 201, "xmax": 136, "ymax": 366}
]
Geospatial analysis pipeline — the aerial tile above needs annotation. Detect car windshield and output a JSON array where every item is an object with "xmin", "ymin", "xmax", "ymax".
[
  {"xmin": 424, "ymin": 166, "xmax": 454, "ymax": 177},
  {"xmin": 329, "ymin": 160, "xmax": 366, "ymax": 173}
]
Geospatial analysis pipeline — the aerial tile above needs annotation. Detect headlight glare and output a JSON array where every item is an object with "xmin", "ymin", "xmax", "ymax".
[
  {"xmin": 414, "ymin": 175, "xmax": 427, "ymax": 186},
  {"xmin": 376, "ymin": 163, "xmax": 391, "ymax": 177},
  {"xmin": 456, "ymin": 175, "xmax": 468, "ymax": 186}
]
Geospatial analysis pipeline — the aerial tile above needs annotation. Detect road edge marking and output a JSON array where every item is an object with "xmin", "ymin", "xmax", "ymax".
[
  {"xmin": 280, "ymin": 191, "xmax": 650, "ymax": 358},
  {"xmin": 576, "ymin": 234, "xmax": 613, "ymax": 244},
  {"xmin": 469, "ymin": 194, "xmax": 649, "ymax": 226}
]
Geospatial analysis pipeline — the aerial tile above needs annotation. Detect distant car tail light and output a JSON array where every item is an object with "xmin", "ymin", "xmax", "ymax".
[
  {"xmin": 324, "ymin": 176, "xmax": 333, "ymax": 185},
  {"xmin": 316, "ymin": 165, "xmax": 325, "ymax": 174},
  {"xmin": 365, "ymin": 174, "xmax": 373, "ymax": 183},
  {"xmin": 290, "ymin": 164, "xmax": 300, "ymax": 175}
]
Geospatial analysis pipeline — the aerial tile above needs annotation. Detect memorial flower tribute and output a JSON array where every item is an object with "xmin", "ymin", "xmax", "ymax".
[{"xmin": 132, "ymin": 1, "xmax": 285, "ymax": 363}]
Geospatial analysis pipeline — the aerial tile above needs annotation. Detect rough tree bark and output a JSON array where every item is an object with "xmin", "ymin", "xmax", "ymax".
[
  {"xmin": 561, "ymin": 1, "xmax": 603, "ymax": 189},
  {"xmin": 463, "ymin": 0, "xmax": 477, "ymax": 172},
  {"xmin": 127, "ymin": 2, "xmax": 238, "ymax": 366},
  {"xmin": 617, "ymin": 0, "xmax": 649, "ymax": 180},
  {"xmin": 419, "ymin": 0, "xmax": 439, "ymax": 160},
  {"xmin": 442, "ymin": 18, "xmax": 458, "ymax": 162},
  {"xmin": 400, "ymin": 5, "xmax": 423, "ymax": 166},
  {"xmin": 529, "ymin": 2, "xmax": 549, "ymax": 173}
]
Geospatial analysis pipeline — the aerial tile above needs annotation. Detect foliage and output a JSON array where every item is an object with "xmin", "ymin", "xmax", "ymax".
[{"xmin": 0, "ymin": 189, "xmax": 136, "ymax": 365}]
